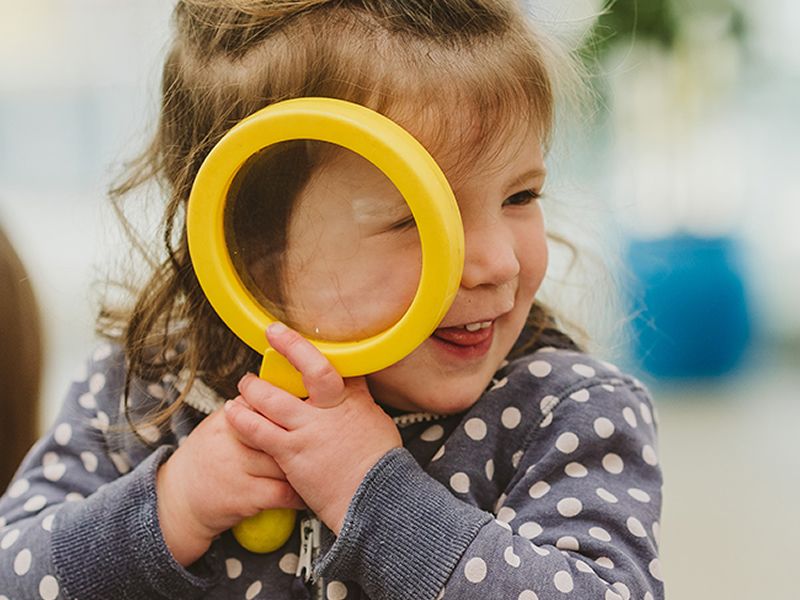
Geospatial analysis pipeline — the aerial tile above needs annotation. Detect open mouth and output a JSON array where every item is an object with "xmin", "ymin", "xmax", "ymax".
[{"xmin": 431, "ymin": 320, "xmax": 495, "ymax": 358}]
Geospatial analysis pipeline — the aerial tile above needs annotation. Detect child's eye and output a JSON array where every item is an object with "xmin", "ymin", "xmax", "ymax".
[
  {"xmin": 388, "ymin": 216, "xmax": 417, "ymax": 232},
  {"xmin": 503, "ymin": 190, "xmax": 541, "ymax": 207}
]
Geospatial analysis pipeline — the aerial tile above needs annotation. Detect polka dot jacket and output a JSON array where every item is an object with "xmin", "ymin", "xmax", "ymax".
[{"xmin": 0, "ymin": 339, "xmax": 663, "ymax": 600}]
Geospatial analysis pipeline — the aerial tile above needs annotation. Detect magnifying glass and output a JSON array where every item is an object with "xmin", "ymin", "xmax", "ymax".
[{"xmin": 187, "ymin": 97, "xmax": 464, "ymax": 553}]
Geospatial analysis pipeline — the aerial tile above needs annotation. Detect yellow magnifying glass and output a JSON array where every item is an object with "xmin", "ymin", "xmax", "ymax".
[{"xmin": 187, "ymin": 97, "xmax": 464, "ymax": 553}]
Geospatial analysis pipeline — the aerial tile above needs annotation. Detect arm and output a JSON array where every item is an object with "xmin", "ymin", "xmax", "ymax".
[
  {"xmin": 0, "ymin": 348, "xmax": 219, "ymax": 599},
  {"xmin": 315, "ymin": 381, "xmax": 663, "ymax": 600},
  {"xmin": 226, "ymin": 327, "xmax": 663, "ymax": 599}
]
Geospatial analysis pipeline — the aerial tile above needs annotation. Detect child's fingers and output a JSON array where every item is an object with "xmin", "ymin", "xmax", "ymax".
[
  {"xmin": 237, "ymin": 373, "xmax": 310, "ymax": 430},
  {"xmin": 250, "ymin": 478, "xmax": 307, "ymax": 512},
  {"xmin": 224, "ymin": 399, "xmax": 286, "ymax": 455},
  {"xmin": 266, "ymin": 323, "xmax": 345, "ymax": 408},
  {"xmin": 238, "ymin": 444, "xmax": 286, "ymax": 480}
]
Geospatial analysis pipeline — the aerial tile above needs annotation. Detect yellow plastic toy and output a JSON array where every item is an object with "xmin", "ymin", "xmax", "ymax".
[{"xmin": 186, "ymin": 97, "xmax": 464, "ymax": 553}]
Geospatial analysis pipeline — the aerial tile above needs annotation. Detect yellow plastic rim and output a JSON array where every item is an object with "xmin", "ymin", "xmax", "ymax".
[{"xmin": 187, "ymin": 97, "xmax": 464, "ymax": 378}]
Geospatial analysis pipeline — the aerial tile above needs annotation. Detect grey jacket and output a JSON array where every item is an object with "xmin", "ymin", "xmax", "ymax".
[{"xmin": 0, "ymin": 340, "xmax": 663, "ymax": 599}]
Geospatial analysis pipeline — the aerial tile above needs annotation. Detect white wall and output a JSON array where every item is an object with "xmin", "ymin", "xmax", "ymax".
[{"xmin": 0, "ymin": 0, "xmax": 172, "ymax": 428}]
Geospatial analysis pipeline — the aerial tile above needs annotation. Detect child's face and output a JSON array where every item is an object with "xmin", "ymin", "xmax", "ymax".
[{"xmin": 278, "ymin": 119, "xmax": 547, "ymax": 415}]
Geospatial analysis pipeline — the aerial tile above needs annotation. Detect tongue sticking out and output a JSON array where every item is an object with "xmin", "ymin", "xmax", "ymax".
[{"xmin": 433, "ymin": 324, "xmax": 493, "ymax": 346}]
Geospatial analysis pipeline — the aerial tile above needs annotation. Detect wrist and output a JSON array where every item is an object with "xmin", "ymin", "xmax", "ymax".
[
  {"xmin": 156, "ymin": 460, "xmax": 214, "ymax": 566},
  {"xmin": 321, "ymin": 448, "xmax": 397, "ymax": 536}
]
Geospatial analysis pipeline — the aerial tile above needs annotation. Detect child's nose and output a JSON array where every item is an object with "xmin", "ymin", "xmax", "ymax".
[{"xmin": 460, "ymin": 221, "xmax": 520, "ymax": 289}]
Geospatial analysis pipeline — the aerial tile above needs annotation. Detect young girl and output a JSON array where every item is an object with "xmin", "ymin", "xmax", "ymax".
[{"xmin": 0, "ymin": 1, "xmax": 664, "ymax": 599}]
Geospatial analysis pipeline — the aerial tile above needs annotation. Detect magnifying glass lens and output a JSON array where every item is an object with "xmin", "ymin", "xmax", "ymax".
[{"xmin": 226, "ymin": 140, "xmax": 422, "ymax": 342}]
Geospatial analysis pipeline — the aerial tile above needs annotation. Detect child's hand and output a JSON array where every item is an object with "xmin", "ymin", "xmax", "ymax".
[
  {"xmin": 156, "ymin": 407, "xmax": 306, "ymax": 566},
  {"xmin": 224, "ymin": 323, "xmax": 403, "ymax": 535}
]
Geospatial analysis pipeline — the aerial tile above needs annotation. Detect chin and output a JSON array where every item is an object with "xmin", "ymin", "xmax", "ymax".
[
  {"xmin": 369, "ymin": 372, "xmax": 491, "ymax": 415},
  {"xmin": 424, "ymin": 393, "xmax": 484, "ymax": 415}
]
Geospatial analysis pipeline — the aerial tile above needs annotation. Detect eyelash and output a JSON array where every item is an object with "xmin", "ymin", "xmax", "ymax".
[
  {"xmin": 388, "ymin": 189, "xmax": 541, "ymax": 230},
  {"xmin": 503, "ymin": 189, "xmax": 541, "ymax": 207},
  {"xmin": 389, "ymin": 216, "xmax": 416, "ymax": 231}
]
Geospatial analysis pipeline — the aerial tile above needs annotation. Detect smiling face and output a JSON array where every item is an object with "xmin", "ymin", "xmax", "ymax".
[
  {"xmin": 265, "ymin": 114, "xmax": 548, "ymax": 415},
  {"xmin": 364, "ymin": 118, "xmax": 549, "ymax": 414}
]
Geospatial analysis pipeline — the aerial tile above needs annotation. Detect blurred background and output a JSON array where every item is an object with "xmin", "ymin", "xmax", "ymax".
[{"xmin": 0, "ymin": 0, "xmax": 797, "ymax": 597}]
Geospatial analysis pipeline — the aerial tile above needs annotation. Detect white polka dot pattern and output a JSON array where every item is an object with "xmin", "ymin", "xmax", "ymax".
[
  {"xmin": 23, "ymin": 496, "xmax": 47, "ymax": 513},
  {"xmin": 464, "ymin": 557, "xmax": 487, "ymax": 583},
  {"xmin": 564, "ymin": 462, "xmax": 588, "ymax": 478},
  {"xmin": 602, "ymin": 453, "xmax": 624, "ymax": 474},
  {"xmin": 593, "ymin": 417, "xmax": 615, "ymax": 439},
  {"xmin": 628, "ymin": 488, "xmax": 651, "ymax": 503},
  {"xmin": 0, "ymin": 345, "xmax": 662, "ymax": 600},
  {"xmin": 569, "ymin": 389, "xmax": 590, "ymax": 402},
  {"xmin": 553, "ymin": 570, "xmax": 574, "ymax": 592},
  {"xmin": 431, "ymin": 351, "xmax": 662, "ymax": 600},
  {"xmin": 327, "ymin": 580, "xmax": 348, "ymax": 599},
  {"xmin": 496, "ymin": 507, "xmax": 516, "ymax": 523},
  {"xmin": 613, "ymin": 581, "xmax": 631, "ymax": 600},
  {"xmin": 572, "ymin": 363, "xmax": 596, "ymax": 378},
  {"xmin": 575, "ymin": 559, "xmax": 594, "ymax": 574},
  {"xmin": 596, "ymin": 557, "xmax": 615, "ymax": 569},
  {"xmin": 8, "ymin": 479, "xmax": 29, "ymax": 499},
  {"xmin": 518, "ymin": 521, "xmax": 543, "ymax": 539},
  {"xmin": 528, "ymin": 481, "xmax": 550, "ymax": 499},
  {"xmin": 1, "ymin": 530, "xmax": 20, "ymax": 550},
  {"xmin": 278, "ymin": 553, "xmax": 298, "ymax": 575},
  {"xmin": 503, "ymin": 546, "xmax": 521, "ymax": 567},
  {"xmin": 38, "ymin": 576, "xmax": 59, "ymax": 600},
  {"xmin": 245, "ymin": 581, "xmax": 262, "ymax": 599},
  {"xmin": 528, "ymin": 360, "xmax": 552, "ymax": 377},
  {"xmin": 450, "ymin": 472, "xmax": 470, "ymax": 494},
  {"xmin": 464, "ymin": 418, "xmax": 488, "ymax": 440},
  {"xmin": 555, "ymin": 432, "xmax": 579, "ymax": 454},
  {"xmin": 556, "ymin": 536, "xmax": 579, "ymax": 551},
  {"xmin": 421, "ymin": 424, "xmax": 444, "ymax": 442},
  {"xmin": 225, "ymin": 558, "xmax": 242, "ymax": 579},
  {"xmin": 40, "ymin": 515, "xmax": 55, "ymax": 532},
  {"xmin": 556, "ymin": 497, "xmax": 582, "ymax": 517},
  {"xmin": 53, "ymin": 424, "xmax": 72, "ymax": 446},
  {"xmin": 13, "ymin": 549, "xmax": 32, "ymax": 576},
  {"xmin": 501, "ymin": 407, "xmax": 522, "ymax": 429}
]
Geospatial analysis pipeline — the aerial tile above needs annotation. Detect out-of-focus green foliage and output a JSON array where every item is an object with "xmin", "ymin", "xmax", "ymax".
[
  {"xmin": 586, "ymin": 0, "xmax": 747, "ymax": 57},
  {"xmin": 594, "ymin": 0, "xmax": 679, "ymax": 51}
]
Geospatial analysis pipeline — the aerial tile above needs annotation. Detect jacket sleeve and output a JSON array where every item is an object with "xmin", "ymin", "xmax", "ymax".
[
  {"xmin": 0, "ymin": 346, "xmax": 219, "ymax": 599},
  {"xmin": 314, "ymin": 378, "xmax": 663, "ymax": 600}
]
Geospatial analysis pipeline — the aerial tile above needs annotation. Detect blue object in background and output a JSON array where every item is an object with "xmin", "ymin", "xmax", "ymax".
[{"xmin": 626, "ymin": 234, "xmax": 753, "ymax": 379}]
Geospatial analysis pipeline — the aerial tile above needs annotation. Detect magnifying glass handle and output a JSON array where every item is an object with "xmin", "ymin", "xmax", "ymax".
[
  {"xmin": 232, "ymin": 349, "xmax": 308, "ymax": 553},
  {"xmin": 258, "ymin": 347, "xmax": 308, "ymax": 398}
]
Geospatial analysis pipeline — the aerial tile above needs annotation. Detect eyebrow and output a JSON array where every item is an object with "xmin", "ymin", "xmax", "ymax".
[{"xmin": 506, "ymin": 168, "xmax": 547, "ymax": 193}]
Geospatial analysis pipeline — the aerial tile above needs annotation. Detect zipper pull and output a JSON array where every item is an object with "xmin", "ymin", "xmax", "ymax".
[{"xmin": 295, "ymin": 515, "xmax": 321, "ymax": 583}]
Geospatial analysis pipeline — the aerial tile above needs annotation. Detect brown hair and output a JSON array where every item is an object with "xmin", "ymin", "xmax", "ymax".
[
  {"xmin": 0, "ymin": 227, "xmax": 42, "ymax": 489},
  {"xmin": 101, "ymin": 0, "xmax": 585, "ymax": 425}
]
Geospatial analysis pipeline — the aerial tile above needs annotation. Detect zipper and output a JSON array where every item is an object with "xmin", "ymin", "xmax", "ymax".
[
  {"xmin": 392, "ymin": 412, "xmax": 445, "ymax": 427},
  {"xmin": 296, "ymin": 515, "xmax": 323, "ymax": 598}
]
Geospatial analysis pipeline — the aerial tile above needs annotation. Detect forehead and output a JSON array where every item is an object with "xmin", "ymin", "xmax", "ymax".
[{"xmin": 386, "ymin": 102, "xmax": 546, "ymax": 186}]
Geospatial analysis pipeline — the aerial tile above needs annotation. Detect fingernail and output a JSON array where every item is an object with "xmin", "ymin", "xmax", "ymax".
[
  {"xmin": 223, "ymin": 399, "xmax": 235, "ymax": 413},
  {"xmin": 267, "ymin": 321, "xmax": 288, "ymax": 335},
  {"xmin": 238, "ymin": 372, "xmax": 256, "ymax": 387}
]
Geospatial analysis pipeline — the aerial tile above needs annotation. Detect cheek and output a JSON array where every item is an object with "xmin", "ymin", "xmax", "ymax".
[
  {"xmin": 517, "ymin": 218, "xmax": 548, "ymax": 299},
  {"xmin": 281, "ymin": 241, "xmax": 421, "ymax": 340}
]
